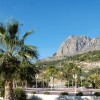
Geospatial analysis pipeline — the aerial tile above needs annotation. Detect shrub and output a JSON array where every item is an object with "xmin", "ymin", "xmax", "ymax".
[
  {"xmin": 13, "ymin": 88, "xmax": 26, "ymax": 100},
  {"xmin": 43, "ymin": 91, "xmax": 50, "ymax": 95},
  {"xmin": 31, "ymin": 91, "xmax": 36, "ymax": 94},
  {"xmin": 94, "ymin": 92, "xmax": 100, "ymax": 96},
  {"xmin": 60, "ymin": 92, "xmax": 68, "ymax": 95},
  {"xmin": 76, "ymin": 92, "xmax": 83, "ymax": 96},
  {"xmin": 84, "ymin": 81, "xmax": 90, "ymax": 88},
  {"xmin": 0, "ymin": 88, "xmax": 4, "ymax": 97}
]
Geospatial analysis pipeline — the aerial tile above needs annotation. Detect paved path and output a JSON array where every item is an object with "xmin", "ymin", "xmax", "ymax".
[{"xmin": 25, "ymin": 88, "xmax": 100, "ymax": 96}]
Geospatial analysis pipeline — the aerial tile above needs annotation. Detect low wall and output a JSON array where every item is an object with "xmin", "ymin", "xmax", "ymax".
[{"xmin": 27, "ymin": 94, "xmax": 100, "ymax": 100}]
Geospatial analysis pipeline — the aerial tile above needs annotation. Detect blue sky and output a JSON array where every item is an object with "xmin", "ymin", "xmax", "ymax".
[{"xmin": 0, "ymin": 0, "xmax": 100, "ymax": 59}]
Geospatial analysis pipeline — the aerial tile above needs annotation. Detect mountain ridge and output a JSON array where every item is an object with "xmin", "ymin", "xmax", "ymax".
[{"xmin": 54, "ymin": 35, "xmax": 100, "ymax": 57}]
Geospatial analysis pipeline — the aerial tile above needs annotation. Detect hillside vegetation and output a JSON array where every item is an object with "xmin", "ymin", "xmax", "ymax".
[
  {"xmin": 36, "ymin": 50, "xmax": 100, "ymax": 66},
  {"xmin": 35, "ymin": 50, "xmax": 100, "ymax": 89}
]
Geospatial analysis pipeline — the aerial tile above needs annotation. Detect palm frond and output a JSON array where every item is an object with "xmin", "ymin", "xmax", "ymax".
[
  {"xmin": 24, "ymin": 53, "xmax": 33, "ymax": 59},
  {"xmin": 0, "ymin": 49, "xmax": 5, "ymax": 53},
  {"xmin": 0, "ymin": 24, "xmax": 6, "ymax": 35},
  {"xmin": 0, "ymin": 54, "xmax": 4, "ymax": 59},
  {"xmin": 22, "ymin": 30, "xmax": 33, "ymax": 40},
  {"xmin": 20, "ymin": 44, "xmax": 39, "ymax": 59},
  {"xmin": 19, "ymin": 30, "xmax": 33, "ymax": 46},
  {"xmin": 7, "ymin": 21, "xmax": 19, "ymax": 39},
  {"xmin": 0, "ymin": 24, "xmax": 6, "ymax": 45}
]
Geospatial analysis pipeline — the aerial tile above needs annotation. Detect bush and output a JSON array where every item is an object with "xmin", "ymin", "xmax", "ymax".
[
  {"xmin": 84, "ymin": 81, "xmax": 90, "ymax": 88},
  {"xmin": 60, "ymin": 92, "xmax": 68, "ymax": 95},
  {"xmin": 13, "ymin": 88, "xmax": 26, "ymax": 100},
  {"xmin": 94, "ymin": 92, "xmax": 100, "ymax": 96},
  {"xmin": 31, "ymin": 91, "xmax": 36, "ymax": 94},
  {"xmin": 0, "ymin": 88, "xmax": 4, "ymax": 97},
  {"xmin": 76, "ymin": 92, "xmax": 83, "ymax": 96},
  {"xmin": 43, "ymin": 91, "xmax": 50, "ymax": 95}
]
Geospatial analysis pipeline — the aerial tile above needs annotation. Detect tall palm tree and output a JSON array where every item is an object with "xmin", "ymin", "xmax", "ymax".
[
  {"xmin": 47, "ymin": 66, "xmax": 58, "ymax": 88},
  {"xmin": 0, "ymin": 19, "xmax": 38, "ymax": 100}
]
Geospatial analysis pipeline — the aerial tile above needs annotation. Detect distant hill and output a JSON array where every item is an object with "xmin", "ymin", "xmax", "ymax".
[
  {"xmin": 36, "ymin": 50, "xmax": 100, "ymax": 71},
  {"xmin": 41, "ymin": 50, "xmax": 100, "ymax": 61}
]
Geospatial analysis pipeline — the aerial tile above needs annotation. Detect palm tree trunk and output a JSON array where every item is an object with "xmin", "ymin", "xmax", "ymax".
[
  {"xmin": 15, "ymin": 81, "xmax": 18, "ymax": 88},
  {"xmin": 13, "ymin": 80, "xmax": 15, "ymax": 89},
  {"xmin": 25, "ymin": 80, "xmax": 27, "ymax": 89},
  {"xmin": 53, "ymin": 78, "xmax": 54, "ymax": 88},
  {"xmin": 4, "ymin": 80, "xmax": 13, "ymax": 100}
]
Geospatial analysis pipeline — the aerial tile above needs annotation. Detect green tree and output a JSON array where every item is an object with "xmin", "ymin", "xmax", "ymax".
[
  {"xmin": 60, "ymin": 62, "xmax": 81, "ymax": 87},
  {"xmin": 0, "ymin": 19, "xmax": 38, "ymax": 100},
  {"xmin": 41, "ymin": 65, "xmax": 58, "ymax": 88},
  {"xmin": 86, "ymin": 67, "xmax": 100, "ymax": 88}
]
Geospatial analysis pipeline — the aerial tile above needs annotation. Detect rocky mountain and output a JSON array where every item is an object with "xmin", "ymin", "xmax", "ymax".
[{"xmin": 55, "ymin": 35, "xmax": 100, "ymax": 57}]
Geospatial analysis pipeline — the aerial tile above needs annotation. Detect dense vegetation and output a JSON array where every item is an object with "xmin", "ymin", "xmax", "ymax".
[
  {"xmin": 36, "ymin": 50, "xmax": 100, "ymax": 66},
  {"xmin": 71, "ymin": 50, "xmax": 100, "ymax": 61},
  {"xmin": 36, "ymin": 50, "xmax": 100, "ymax": 89}
]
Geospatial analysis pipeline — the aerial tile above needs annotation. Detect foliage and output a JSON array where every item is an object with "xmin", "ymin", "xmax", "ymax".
[
  {"xmin": 36, "ymin": 50, "xmax": 100, "ymax": 66},
  {"xmin": 40, "ymin": 65, "xmax": 58, "ymax": 83},
  {"xmin": 45, "ymin": 65, "xmax": 58, "ymax": 77},
  {"xmin": 0, "ymin": 88, "xmax": 4, "ymax": 97},
  {"xmin": 0, "ymin": 19, "xmax": 38, "ymax": 99},
  {"xmin": 39, "ymin": 62, "xmax": 82, "ymax": 89},
  {"xmin": 0, "ymin": 80, "xmax": 4, "ymax": 97},
  {"xmin": 31, "ymin": 91, "xmax": 36, "ymax": 94},
  {"xmin": 84, "ymin": 81, "xmax": 90, "ymax": 88},
  {"xmin": 76, "ymin": 92, "xmax": 83, "ymax": 96},
  {"xmin": 68, "ymin": 50, "xmax": 100, "ymax": 61},
  {"xmin": 59, "ymin": 62, "xmax": 81, "ymax": 81},
  {"xmin": 43, "ymin": 91, "xmax": 50, "ymax": 95},
  {"xmin": 36, "ymin": 39, "xmax": 100, "ymax": 90},
  {"xmin": 94, "ymin": 92, "xmax": 100, "ymax": 96},
  {"xmin": 86, "ymin": 68, "xmax": 100, "ymax": 88},
  {"xmin": 65, "ymin": 81, "xmax": 73, "ymax": 87},
  {"xmin": 13, "ymin": 88, "xmax": 26, "ymax": 100},
  {"xmin": 60, "ymin": 92, "xmax": 68, "ymax": 95},
  {"xmin": 0, "ymin": 19, "xmax": 38, "ymax": 81}
]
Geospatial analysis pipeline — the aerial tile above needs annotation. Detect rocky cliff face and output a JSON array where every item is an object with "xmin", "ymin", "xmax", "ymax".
[{"xmin": 55, "ymin": 36, "xmax": 100, "ymax": 57}]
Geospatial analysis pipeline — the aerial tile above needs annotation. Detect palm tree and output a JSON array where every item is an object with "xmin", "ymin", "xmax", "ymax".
[
  {"xmin": 60, "ymin": 62, "xmax": 81, "ymax": 87},
  {"xmin": 41, "ymin": 65, "xmax": 58, "ymax": 88},
  {"xmin": 0, "ymin": 19, "xmax": 38, "ymax": 100},
  {"xmin": 86, "ymin": 67, "xmax": 100, "ymax": 88},
  {"xmin": 47, "ymin": 66, "xmax": 58, "ymax": 88}
]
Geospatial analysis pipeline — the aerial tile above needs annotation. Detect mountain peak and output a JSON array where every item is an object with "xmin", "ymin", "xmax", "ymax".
[
  {"xmin": 54, "ymin": 35, "xmax": 100, "ymax": 57},
  {"xmin": 67, "ymin": 35, "xmax": 79, "ymax": 39},
  {"xmin": 67, "ymin": 35, "xmax": 91, "ymax": 41}
]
